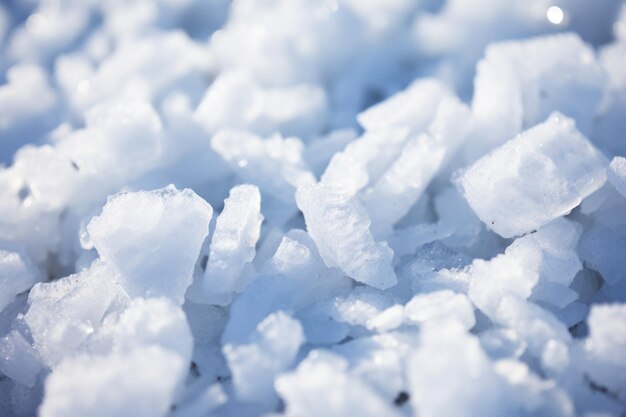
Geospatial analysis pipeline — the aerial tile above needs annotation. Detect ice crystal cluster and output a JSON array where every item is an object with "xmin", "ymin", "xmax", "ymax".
[{"xmin": 0, "ymin": 1, "xmax": 626, "ymax": 416}]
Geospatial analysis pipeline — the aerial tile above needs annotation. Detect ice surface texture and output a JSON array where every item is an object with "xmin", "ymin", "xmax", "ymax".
[{"xmin": 0, "ymin": 1, "xmax": 625, "ymax": 417}]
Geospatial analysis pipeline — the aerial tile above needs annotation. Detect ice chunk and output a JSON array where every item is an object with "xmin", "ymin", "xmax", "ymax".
[
  {"xmin": 188, "ymin": 184, "xmax": 263, "ymax": 305},
  {"xmin": 357, "ymin": 78, "xmax": 453, "ymax": 132},
  {"xmin": 224, "ymin": 311, "xmax": 303, "ymax": 406},
  {"xmin": 222, "ymin": 230, "xmax": 351, "ymax": 344},
  {"xmin": 469, "ymin": 238, "xmax": 542, "ymax": 318},
  {"xmin": 608, "ymin": 156, "xmax": 626, "ymax": 198},
  {"xmin": 0, "ymin": 330, "xmax": 42, "ymax": 387},
  {"xmin": 86, "ymin": 185, "xmax": 212, "ymax": 304},
  {"xmin": 276, "ymin": 350, "xmax": 403, "ymax": 417},
  {"xmin": 362, "ymin": 97, "xmax": 471, "ymax": 235},
  {"xmin": 194, "ymin": 70, "xmax": 328, "ymax": 139},
  {"xmin": 365, "ymin": 304, "xmax": 404, "ymax": 333},
  {"xmin": 211, "ymin": 129, "xmax": 315, "ymax": 207},
  {"xmin": 170, "ymin": 383, "xmax": 227, "ymax": 417},
  {"xmin": 331, "ymin": 332, "xmax": 419, "ymax": 402},
  {"xmin": 23, "ymin": 261, "xmax": 122, "ymax": 367},
  {"xmin": 296, "ymin": 182, "xmax": 396, "ymax": 289},
  {"xmin": 408, "ymin": 322, "xmax": 513, "ymax": 417},
  {"xmin": 0, "ymin": 65, "xmax": 59, "ymax": 163},
  {"xmin": 404, "ymin": 290, "xmax": 475, "ymax": 330},
  {"xmin": 93, "ymin": 297, "xmax": 193, "ymax": 360},
  {"xmin": 56, "ymin": 32, "xmax": 211, "ymax": 114},
  {"xmin": 0, "ymin": 243, "xmax": 40, "ymax": 313},
  {"xmin": 593, "ymin": 40, "xmax": 626, "ymax": 157},
  {"xmin": 329, "ymin": 286, "xmax": 395, "ymax": 329},
  {"xmin": 321, "ymin": 128, "xmax": 409, "ymax": 196},
  {"xmin": 472, "ymin": 33, "xmax": 605, "ymax": 144},
  {"xmin": 39, "ymin": 346, "xmax": 187, "ymax": 417},
  {"xmin": 494, "ymin": 296, "xmax": 571, "ymax": 358},
  {"xmin": 470, "ymin": 218, "xmax": 582, "ymax": 318},
  {"xmin": 582, "ymin": 304, "xmax": 626, "ymax": 400},
  {"xmin": 461, "ymin": 113, "xmax": 607, "ymax": 238}
]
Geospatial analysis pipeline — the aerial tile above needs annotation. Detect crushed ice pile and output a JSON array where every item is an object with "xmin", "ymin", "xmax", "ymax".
[{"xmin": 1, "ymin": 0, "xmax": 626, "ymax": 416}]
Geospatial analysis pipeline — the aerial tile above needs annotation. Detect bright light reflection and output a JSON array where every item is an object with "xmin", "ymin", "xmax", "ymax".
[{"xmin": 546, "ymin": 6, "xmax": 564, "ymax": 25}]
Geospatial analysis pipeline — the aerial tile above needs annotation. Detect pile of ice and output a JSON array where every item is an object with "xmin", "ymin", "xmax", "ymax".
[{"xmin": 1, "ymin": 0, "xmax": 626, "ymax": 416}]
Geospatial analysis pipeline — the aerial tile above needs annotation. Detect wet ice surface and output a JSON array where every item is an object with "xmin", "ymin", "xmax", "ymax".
[{"xmin": 0, "ymin": 0, "xmax": 626, "ymax": 416}]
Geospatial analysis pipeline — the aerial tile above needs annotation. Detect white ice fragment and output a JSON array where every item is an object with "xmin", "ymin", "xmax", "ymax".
[
  {"xmin": 469, "ymin": 218, "xmax": 582, "ymax": 318},
  {"xmin": 357, "ymin": 78, "xmax": 453, "ymax": 133},
  {"xmin": 330, "ymin": 286, "xmax": 395, "ymax": 328},
  {"xmin": 296, "ymin": 182, "xmax": 396, "ymax": 289},
  {"xmin": 39, "ymin": 346, "xmax": 188, "ymax": 417},
  {"xmin": 582, "ymin": 304, "xmax": 626, "ymax": 400},
  {"xmin": 0, "ymin": 65, "xmax": 59, "ymax": 162},
  {"xmin": 224, "ymin": 311, "xmax": 303, "ymax": 406},
  {"xmin": 607, "ymin": 156, "xmax": 626, "ymax": 198},
  {"xmin": 0, "ymin": 330, "xmax": 42, "ymax": 387},
  {"xmin": 408, "ymin": 322, "xmax": 514, "ymax": 417},
  {"xmin": 194, "ymin": 70, "xmax": 328, "ymax": 139},
  {"xmin": 0, "ymin": 243, "xmax": 40, "ymax": 313},
  {"xmin": 468, "ymin": 239, "xmax": 542, "ymax": 319},
  {"xmin": 365, "ymin": 304, "xmax": 404, "ymax": 333},
  {"xmin": 94, "ymin": 297, "xmax": 193, "ymax": 360},
  {"xmin": 24, "ymin": 261, "xmax": 121, "ymax": 367},
  {"xmin": 56, "ymin": 32, "xmax": 211, "ymax": 114},
  {"xmin": 363, "ymin": 96, "xmax": 471, "ymax": 235},
  {"xmin": 321, "ymin": 128, "xmax": 409, "ymax": 196},
  {"xmin": 211, "ymin": 129, "xmax": 315, "ymax": 205},
  {"xmin": 170, "ymin": 383, "xmax": 227, "ymax": 417},
  {"xmin": 461, "ymin": 112, "xmax": 607, "ymax": 238},
  {"xmin": 404, "ymin": 290, "xmax": 475, "ymax": 330},
  {"xmin": 188, "ymin": 184, "xmax": 263, "ymax": 305},
  {"xmin": 472, "ymin": 33, "xmax": 605, "ymax": 144},
  {"xmin": 276, "ymin": 350, "xmax": 403, "ymax": 417},
  {"xmin": 222, "ymin": 230, "xmax": 351, "ymax": 344},
  {"xmin": 494, "ymin": 296, "xmax": 571, "ymax": 358},
  {"xmin": 86, "ymin": 185, "xmax": 212, "ymax": 304}
]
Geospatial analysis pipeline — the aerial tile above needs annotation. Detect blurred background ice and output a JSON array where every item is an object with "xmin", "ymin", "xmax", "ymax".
[{"xmin": 0, "ymin": 0, "xmax": 625, "ymax": 416}]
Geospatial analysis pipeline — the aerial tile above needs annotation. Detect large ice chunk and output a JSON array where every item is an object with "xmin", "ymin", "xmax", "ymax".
[
  {"xmin": 408, "ymin": 322, "xmax": 513, "ymax": 417},
  {"xmin": 188, "ymin": 184, "xmax": 263, "ymax": 305},
  {"xmin": 194, "ymin": 70, "xmax": 328, "ymax": 139},
  {"xmin": 86, "ymin": 185, "xmax": 213, "ymax": 304},
  {"xmin": 0, "ymin": 243, "xmax": 40, "ymax": 313},
  {"xmin": 296, "ymin": 182, "xmax": 396, "ymax": 289},
  {"xmin": 461, "ymin": 113, "xmax": 607, "ymax": 238},
  {"xmin": 276, "ymin": 350, "xmax": 403, "ymax": 417},
  {"xmin": 92, "ymin": 297, "xmax": 193, "ymax": 360},
  {"xmin": 24, "ymin": 261, "xmax": 123, "ymax": 367},
  {"xmin": 39, "ymin": 346, "xmax": 187, "ymax": 417},
  {"xmin": 472, "ymin": 33, "xmax": 605, "ymax": 146}
]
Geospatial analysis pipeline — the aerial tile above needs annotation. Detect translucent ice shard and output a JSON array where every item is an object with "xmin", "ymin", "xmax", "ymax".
[{"xmin": 461, "ymin": 113, "xmax": 607, "ymax": 238}]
